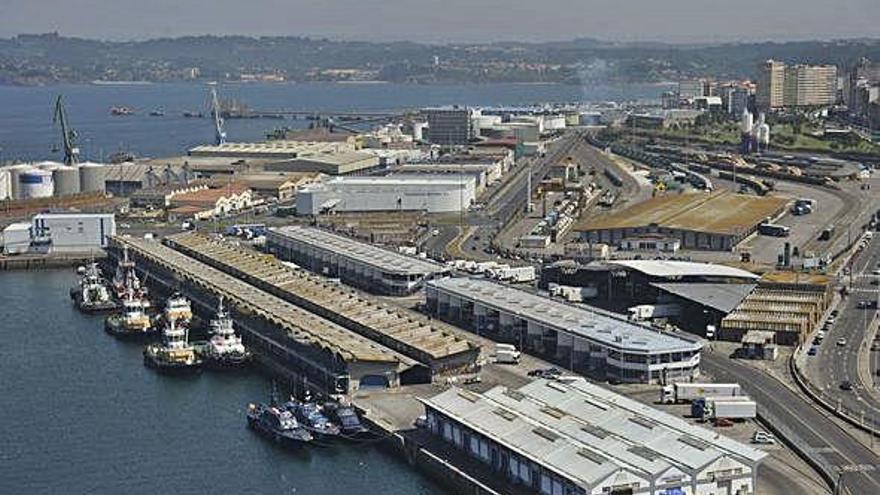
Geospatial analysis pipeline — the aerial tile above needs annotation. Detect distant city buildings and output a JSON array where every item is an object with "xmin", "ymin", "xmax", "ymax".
[
  {"xmin": 757, "ymin": 59, "xmax": 838, "ymax": 111},
  {"xmin": 844, "ymin": 58, "xmax": 880, "ymax": 129}
]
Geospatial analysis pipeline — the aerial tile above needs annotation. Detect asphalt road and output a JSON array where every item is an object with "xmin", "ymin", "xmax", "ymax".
[
  {"xmin": 701, "ymin": 353, "xmax": 880, "ymax": 494},
  {"xmin": 806, "ymin": 235, "xmax": 880, "ymax": 429}
]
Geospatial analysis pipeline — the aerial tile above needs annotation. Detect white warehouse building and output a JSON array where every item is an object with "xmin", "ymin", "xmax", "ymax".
[
  {"xmin": 296, "ymin": 176, "xmax": 476, "ymax": 215},
  {"xmin": 426, "ymin": 277, "xmax": 703, "ymax": 384},
  {"xmin": 422, "ymin": 379, "xmax": 765, "ymax": 495},
  {"xmin": 31, "ymin": 213, "xmax": 116, "ymax": 254}
]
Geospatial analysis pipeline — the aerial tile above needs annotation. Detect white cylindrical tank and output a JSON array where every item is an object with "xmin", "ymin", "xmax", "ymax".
[
  {"xmin": 412, "ymin": 122, "xmax": 427, "ymax": 142},
  {"xmin": 740, "ymin": 109, "xmax": 753, "ymax": 134},
  {"xmin": 7, "ymin": 164, "xmax": 35, "ymax": 199},
  {"xmin": 758, "ymin": 123, "xmax": 771, "ymax": 145},
  {"xmin": 0, "ymin": 167, "xmax": 11, "ymax": 200},
  {"xmin": 35, "ymin": 160, "xmax": 64, "ymax": 170},
  {"xmin": 18, "ymin": 168, "xmax": 54, "ymax": 199},
  {"xmin": 53, "ymin": 165, "xmax": 81, "ymax": 196},
  {"xmin": 79, "ymin": 162, "xmax": 107, "ymax": 193}
]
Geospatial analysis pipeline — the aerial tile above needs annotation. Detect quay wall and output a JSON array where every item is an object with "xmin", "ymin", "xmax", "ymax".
[{"xmin": 0, "ymin": 252, "xmax": 106, "ymax": 271}]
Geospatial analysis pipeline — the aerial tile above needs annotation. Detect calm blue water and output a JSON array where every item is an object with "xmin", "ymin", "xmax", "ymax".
[
  {"xmin": 0, "ymin": 82, "xmax": 668, "ymax": 162},
  {"xmin": 0, "ymin": 269, "xmax": 445, "ymax": 494}
]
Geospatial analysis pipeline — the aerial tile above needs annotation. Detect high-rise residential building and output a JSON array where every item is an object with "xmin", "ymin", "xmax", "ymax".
[
  {"xmin": 757, "ymin": 60, "xmax": 786, "ymax": 111},
  {"xmin": 757, "ymin": 60, "xmax": 837, "ymax": 110},
  {"xmin": 424, "ymin": 106, "xmax": 476, "ymax": 145},
  {"xmin": 730, "ymin": 85, "xmax": 755, "ymax": 116},
  {"xmin": 846, "ymin": 58, "xmax": 880, "ymax": 115},
  {"xmin": 783, "ymin": 64, "xmax": 838, "ymax": 107},
  {"xmin": 678, "ymin": 79, "xmax": 710, "ymax": 99}
]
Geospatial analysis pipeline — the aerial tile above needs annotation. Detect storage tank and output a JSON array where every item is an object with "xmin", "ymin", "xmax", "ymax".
[
  {"xmin": 52, "ymin": 165, "xmax": 81, "ymax": 196},
  {"xmin": 740, "ymin": 109, "xmax": 753, "ymax": 134},
  {"xmin": 35, "ymin": 160, "xmax": 64, "ymax": 170},
  {"xmin": 18, "ymin": 168, "xmax": 54, "ymax": 199},
  {"xmin": 0, "ymin": 167, "xmax": 11, "ymax": 200},
  {"xmin": 79, "ymin": 162, "xmax": 107, "ymax": 193},
  {"xmin": 6, "ymin": 164, "xmax": 35, "ymax": 199}
]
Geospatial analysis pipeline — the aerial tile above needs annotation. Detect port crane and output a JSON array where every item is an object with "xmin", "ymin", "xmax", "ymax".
[
  {"xmin": 210, "ymin": 87, "xmax": 227, "ymax": 146},
  {"xmin": 53, "ymin": 95, "xmax": 80, "ymax": 165}
]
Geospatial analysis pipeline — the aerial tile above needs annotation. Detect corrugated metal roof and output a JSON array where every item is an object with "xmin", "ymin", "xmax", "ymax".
[
  {"xmin": 651, "ymin": 282, "xmax": 757, "ymax": 313},
  {"xmin": 612, "ymin": 260, "xmax": 759, "ymax": 280},
  {"xmin": 429, "ymin": 277, "xmax": 701, "ymax": 354}
]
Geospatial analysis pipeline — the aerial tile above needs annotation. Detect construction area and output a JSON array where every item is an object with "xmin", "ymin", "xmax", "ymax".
[{"xmin": 576, "ymin": 191, "xmax": 789, "ymax": 251}]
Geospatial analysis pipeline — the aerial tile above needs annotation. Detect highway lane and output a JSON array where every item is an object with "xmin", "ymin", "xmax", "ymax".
[
  {"xmin": 701, "ymin": 353, "xmax": 880, "ymax": 494},
  {"xmin": 806, "ymin": 235, "xmax": 880, "ymax": 429}
]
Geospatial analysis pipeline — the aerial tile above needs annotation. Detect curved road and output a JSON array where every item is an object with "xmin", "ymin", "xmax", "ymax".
[{"xmin": 702, "ymin": 353, "xmax": 880, "ymax": 494}]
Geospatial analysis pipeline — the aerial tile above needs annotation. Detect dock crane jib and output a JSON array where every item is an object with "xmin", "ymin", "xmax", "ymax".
[
  {"xmin": 53, "ymin": 95, "xmax": 80, "ymax": 165},
  {"xmin": 210, "ymin": 88, "xmax": 227, "ymax": 146}
]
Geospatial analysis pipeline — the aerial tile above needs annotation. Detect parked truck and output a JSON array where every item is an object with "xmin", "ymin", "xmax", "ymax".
[
  {"xmin": 627, "ymin": 304, "xmax": 681, "ymax": 321},
  {"xmin": 660, "ymin": 383, "xmax": 742, "ymax": 404},
  {"xmin": 493, "ymin": 266, "xmax": 537, "ymax": 283},
  {"xmin": 702, "ymin": 397, "xmax": 757, "ymax": 421},
  {"xmin": 495, "ymin": 343, "xmax": 521, "ymax": 364}
]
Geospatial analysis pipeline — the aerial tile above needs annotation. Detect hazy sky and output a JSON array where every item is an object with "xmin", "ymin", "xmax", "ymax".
[{"xmin": 2, "ymin": 0, "xmax": 879, "ymax": 43}]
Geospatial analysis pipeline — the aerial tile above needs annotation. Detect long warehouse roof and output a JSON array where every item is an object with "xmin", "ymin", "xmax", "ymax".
[
  {"xmin": 422, "ymin": 379, "xmax": 764, "ymax": 489},
  {"xmin": 429, "ymin": 277, "xmax": 701, "ymax": 354},
  {"xmin": 269, "ymin": 225, "xmax": 448, "ymax": 277},
  {"xmin": 113, "ymin": 236, "xmax": 412, "ymax": 366},
  {"xmin": 612, "ymin": 260, "xmax": 759, "ymax": 280},
  {"xmin": 166, "ymin": 232, "xmax": 475, "ymax": 361}
]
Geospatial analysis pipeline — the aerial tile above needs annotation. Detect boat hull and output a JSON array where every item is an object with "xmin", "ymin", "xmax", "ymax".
[
  {"xmin": 143, "ymin": 352, "xmax": 203, "ymax": 375},
  {"xmin": 246, "ymin": 415, "xmax": 311, "ymax": 448},
  {"xmin": 105, "ymin": 317, "xmax": 158, "ymax": 340}
]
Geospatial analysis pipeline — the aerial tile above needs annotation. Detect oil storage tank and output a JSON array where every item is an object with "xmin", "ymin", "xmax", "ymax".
[
  {"xmin": 0, "ymin": 167, "xmax": 11, "ymax": 200},
  {"xmin": 18, "ymin": 168, "xmax": 54, "ymax": 199},
  {"xmin": 7, "ymin": 164, "xmax": 35, "ymax": 199},
  {"xmin": 52, "ymin": 165, "xmax": 81, "ymax": 196},
  {"xmin": 79, "ymin": 162, "xmax": 107, "ymax": 193}
]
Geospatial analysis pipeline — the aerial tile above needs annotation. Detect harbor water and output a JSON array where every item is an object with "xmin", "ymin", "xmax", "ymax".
[
  {"xmin": 0, "ymin": 81, "xmax": 671, "ymax": 162},
  {"xmin": 0, "ymin": 269, "xmax": 446, "ymax": 494}
]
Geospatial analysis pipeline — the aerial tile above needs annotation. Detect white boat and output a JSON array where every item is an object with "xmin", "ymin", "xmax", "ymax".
[
  {"xmin": 144, "ymin": 317, "xmax": 202, "ymax": 374},
  {"xmin": 70, "ymin": 263, "xmax": 118, "ymax": 312},
  {"xmin": 199, "ymin": 298, "xmax": 251, "ymax": 369},
  {"xmin": 162, "ymin": 292, "xmax": 193, "ymax": 326}
]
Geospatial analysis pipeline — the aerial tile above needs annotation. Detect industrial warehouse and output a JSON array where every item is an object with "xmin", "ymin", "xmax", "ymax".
[
  {"xmin": 425, "ymin": 277, "xmax": 703, "ymax": 383},
  {"xmin": 165, "ymin": 232, "xmax": 478, "ymax": 371},
  {"xmin": 109, "ymin": 236, "xmax": 428, "ymax": 391},
  {"xmin": 421, "ymin": 379, "xmax": 765, "ymax": 495},
  {"xmin": 267, "ymin": 225, "xmax": 451, "ymax": 295},
  {"xmin": 294, "ymin": 175, "xmax": 477, "ymax": 214},
  {"xmin": 576, "ymin": 191, "xmax": 789, "ymax": 251}
]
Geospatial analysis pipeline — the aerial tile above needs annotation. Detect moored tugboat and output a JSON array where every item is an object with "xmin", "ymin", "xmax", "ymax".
[
  {"xmin": 247, "ymin": 387, "xmax": 313, "ymax": 448},
  {"xmin": 155, "ymin": 291, "xmax": 194, "ymax": 328},
  {"xmin": 70, "ymin": 263, "xmax": 119, "ymax": 313},
  {"xmin": 112, "ymin": 246, "xmax": 149, "ymax": 305},
  {"xmin": 284, "ymin": 395, "xmax": 341, "ymax": 443},
  {"xmin": 198, "ymin": 298, "xmax": 251, "ymax": 369},
  {"xmin": 143, "ymin": 317, "xmax": 202, "ymax": 375},
  {"xmin": 105, "ymin": 289, "xmax": 156, "ymax": 339}
]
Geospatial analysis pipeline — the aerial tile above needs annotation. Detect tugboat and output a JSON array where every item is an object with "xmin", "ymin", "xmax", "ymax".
[
  {"xmin": 143, "ymin": 317, "xmax": 202, "ymax": 374},
  {"xmin": 284, "ymin": 394, "xmax": 341, "ymax": 442},
  {"xmin": 158, "ymin": 292, "xmax": 193, "ymax": 327},
  {"xmin": 198, "ymin": 298, "xmax": 251, "ymax": 369},
  {"xmin": 112, "ymin": 246, "xmax": 149, "ymax": 305},
  {"xmin": 105, "ymin": 288, "xmax": 155, "ymax": 339},
  {"xmin": 70, "ymin": 263, "xmax": 119, "ymax": 313},
  {"xmin": 247, "ymin": 386, "xmax": 313, "ymax": 448},
  {"xmin": 322, "ymin": 401, "xmax": 371, "ymax": 439}
]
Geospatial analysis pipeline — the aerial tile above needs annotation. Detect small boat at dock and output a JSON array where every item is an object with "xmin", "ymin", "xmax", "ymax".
[
  {"xmin": 247, "ymin": 385, "xmax": 313, "ymax": 448},
  {"xmin": 197, "ymin": 297, "xmax": 251, "ymax": 369},
  {"xmin": 70, "ymin": 263, "xmax": 119, "ymax": 313},
  {"xmin": 143, "ymin": 317, "xmax": 202, "ymax": 375},
  {"xmin": 105, "ymin": 289, "xmax": 156, "ymax": 339}
]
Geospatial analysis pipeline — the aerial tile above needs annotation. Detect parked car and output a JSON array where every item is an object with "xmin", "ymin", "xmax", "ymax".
[
  {"xmin": 752, "ymin": 431, "xmax": 776, "ymax": 445},
  {"xmin": 807, "ymin": 346, "xmax": 819, "ymax": 356},
  {"xmin": 840, "ymin": 381, "xmax": 854, "ymax": 391},
  {"xmin": 837, "ymin": 338, "xmax": 848, "ymax": 347}
]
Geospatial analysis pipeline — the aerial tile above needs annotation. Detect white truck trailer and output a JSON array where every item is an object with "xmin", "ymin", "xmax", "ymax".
[
  {"xmin": 705, "ymin": 397, "xmax": 757, "ymax": 420},
  {"xmin": 494, "ymin": 343, "xmax": 521, "ymax": 364},
  {"xmin": 660, "ymin": 383, "xmax": 742, "ymax": 404},
  {"xmin": 628, "ymin": 304, "xmax": 681, "ymax": 321},
  {"xmin": 494, "ymin": 266, "xmax": 536, "ymax": 283}
]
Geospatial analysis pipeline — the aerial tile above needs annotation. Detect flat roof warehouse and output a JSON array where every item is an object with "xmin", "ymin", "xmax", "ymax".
[{"xmin": 428, "ymin": 277, "xmax": 701, "ymax": 354}]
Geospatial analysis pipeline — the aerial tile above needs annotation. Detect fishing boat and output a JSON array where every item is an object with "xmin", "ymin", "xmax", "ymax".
[
  {"xmin": 247, "ymin": 386, "xmax": 312, "ymax": 448},
  {"xmin": 198, "ymin": 298, "xmax": 251, "ymax": 369},
  {"xmin": 70, "ymin": 263, "xmax": 118, "ymax": 312},
  {"xmin": 143, "ymin": 317, "xmax": 202, "ymax": 374},
  {"xmin": 111, "ymin": 246, "xmax": 149, "ymax": 305}
]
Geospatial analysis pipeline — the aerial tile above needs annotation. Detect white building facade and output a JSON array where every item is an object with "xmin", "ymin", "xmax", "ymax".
[
  {"xmin": 31, "ymin": 213, "xmax": 116, "ymax": 253},
  {"xmin": 296, "ymin": 176, "xmax": 476, "ymax": 214}
]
